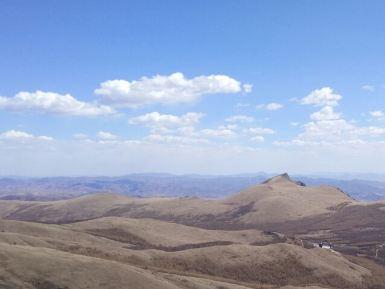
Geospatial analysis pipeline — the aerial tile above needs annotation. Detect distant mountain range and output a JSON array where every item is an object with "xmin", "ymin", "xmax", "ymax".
[{"xmin": 1, "ymin": 173, "xmax": 385, "ymax": 201}]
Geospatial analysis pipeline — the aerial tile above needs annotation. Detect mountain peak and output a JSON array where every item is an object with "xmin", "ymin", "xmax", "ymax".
[{"xmin": 262, "ymin": 173, "xmax": 306, "ymax": 186}]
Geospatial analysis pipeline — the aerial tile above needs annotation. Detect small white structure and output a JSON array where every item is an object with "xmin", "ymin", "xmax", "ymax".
[{"xmin": 316, "ymin": 241, "xmax": 332, "ymax": 249}]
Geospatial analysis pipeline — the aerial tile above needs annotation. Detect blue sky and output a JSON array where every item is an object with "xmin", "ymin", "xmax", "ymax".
[{"xmin": 1, "ymin": 0, "xmax": 385, "ymax": 176}]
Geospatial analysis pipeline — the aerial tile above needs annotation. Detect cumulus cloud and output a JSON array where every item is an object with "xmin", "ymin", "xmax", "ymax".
[
  {"xmin": 97, "ymin": 131, "xmax": 119, "ymax": 140},
  {"xmin": 250, "ymin": 135, "xmax": 265, "ymax": 142},
  {"xmin": 225, "ymin": 115, "xmax": 255, "ymax": 123},
  {"xmin": 129, "ymin": 112, "xmax": 243, "ymax": 142},
  {"xmin": 128, "ymin": 112, "xmax": 203, "ymax": 129},
  {"xmin": 266, "ymin": 102, "xmax": 283, "ymax": 111},
  {"xmin": 242, "ymin": 127, "xmax": 275, "ymax": 143},
  {"xmin": 300, "ymin": 87, "xmax": 342, "ymax": 107},
  {"xmin": 277, "ymin": 109, "xmax": 384, "ymax": 146},
  {"xmin": 275, "ymin": 88, "xmax": 385, "ymax": 147},
  {"xmin": 256, "ymin": 102, "xmax": 283, "ymax": 111},
  {"xmin": 310, "ymin": 106, "xmax": 341, "ymax": 121},
  {"xmin": 296, "ymin": 119, "xmax": 385, "ymax": 144},
  {"xmin": 95, "ymin": 72, "xmax": 246, "ymax": 108},
  {"xmin": 0, "ymin": 91, "xmax": 116, "ymax": 117},
  {"xmin": 243, "ymin": 127, "xmax": 275, "ymax": 135},
  {"xmin": 200, "ymin": 128, "xmax": 237, "ymax": 138},
  {"xmin": 370, "ymin": 110, "xmax": 384, "ymax": 118},
  {"xmin": 145, "ymin": 134, "xmax": 210, "ymax": 145},
  {"xmin": 0, "ymin": 130, "xmax": 53, "ymax": 141}
]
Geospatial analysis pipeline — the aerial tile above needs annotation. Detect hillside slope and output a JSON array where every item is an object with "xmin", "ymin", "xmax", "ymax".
[
  {"xmin": 1, "ymin": 174, "xmax": 384, "ymax": 266},
  {"xmin": 1, "ymin": 218, "xmax": 385, "ymax": 289},
  {"xmin": 0, "ymin": 242, "xmax": 181, "ymax": 289},
  {"xmin": 0, "ymin": 174, "xmax": 355, "ymax": 227}
]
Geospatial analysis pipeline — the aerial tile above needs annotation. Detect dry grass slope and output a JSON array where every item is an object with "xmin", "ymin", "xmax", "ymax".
[{"xmin": 1, "ymin": 175, "xmax": 385, "ymax": 289}]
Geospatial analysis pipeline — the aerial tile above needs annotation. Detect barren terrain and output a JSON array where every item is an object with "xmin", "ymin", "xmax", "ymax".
[{"xmin": 1, "ymin": 174, "xmax": 385, "ymax": 289}]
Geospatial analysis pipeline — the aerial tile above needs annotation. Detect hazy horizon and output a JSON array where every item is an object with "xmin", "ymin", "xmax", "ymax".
[{"xmin": 2, "ymin": 171, "xmax": 385, "ymax": 182}]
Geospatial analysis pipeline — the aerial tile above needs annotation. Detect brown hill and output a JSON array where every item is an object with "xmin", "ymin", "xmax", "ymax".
[
  {"xmin": 1, "ymin": 174, "xmax": 384, "ymax": 268},
  {"xmin": 220, "ymin": 173, "xmax": 354, "ymax": 225},
  {"xmin": 0, "ymin": 242, "xmax": 182, "ymax": 289},
  {"xmin": 67, "ymin": 217, "xmax": 273, "ymax": 249},
  {"xmin": 0, "ymin": 174, "xmax": 355, "ymax": 227},
  {"xmin": 1, "ymin": 218, "xmax": 385, "ymax": 289}
]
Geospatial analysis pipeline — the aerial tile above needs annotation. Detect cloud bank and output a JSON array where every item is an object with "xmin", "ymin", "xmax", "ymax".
[
  {"xmin": 0, "ymin": 91, "xmax": 116, "ymax": 116},
  {"xmin": 95, "ymin": 72, "xmax": 247, "ymax": 107}
]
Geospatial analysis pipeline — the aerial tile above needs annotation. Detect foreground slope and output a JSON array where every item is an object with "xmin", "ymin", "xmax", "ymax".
[
  {"xmin": 1, "ymin": 218, "xmax": 385, "ymax": 289},
  {"xmin": 0, "ymin": 242, "xmax": 182, "ymax": 289}
]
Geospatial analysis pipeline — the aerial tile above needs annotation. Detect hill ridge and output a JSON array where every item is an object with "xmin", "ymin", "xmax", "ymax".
[{"xmin": 262, "ymin": 173, "xmax": 306, "ymax": 186}]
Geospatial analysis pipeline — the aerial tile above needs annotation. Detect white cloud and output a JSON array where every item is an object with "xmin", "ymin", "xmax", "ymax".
[
  {"xmin": 250, "ymin": 135, "xmax": 265, "ymax": 142},
  {"xmin": 290, "ymin": 122, "xmax": 300, "ymax": 126},
  {"xmin": 95, "ymin": 72, "xmax": 246, "ymax": 108},
  {"xmin": 370, "ymin": 110, "xmax": 384, "ymax": 118},
  {"xmin": 200, "ymin": 128, "xmax": 237, "ymax": 138},
  {"xmin": 97, "ymin": 131, "xmax": 119, "ymax": 140},
  {"xmin": 277, "ymin": 111, "xmax": 385, "ymax": 146},
  {"xmin": 310, "ymin": 106, "xmax": 341, "ymax": 121},
  {"xmin": 243, "ymin": 127, "xmax": 275, "ymax": 143},
  {"xmin": 275, "ymin": 88, "xmax": 385, "ymax": 147},
  {"xmin": 0, "ymin": 130, "xmax": 33, "ymax": 139},
  {"xmin": 300, "ymin": 87, "xmax": 342, "ymax": 107},
  {"xmin": 266, "ymin": 102, "xmax": 283, "ymax": 111},
  {"xmin": 361, "ymin": 85, "xmax": 375, "ymax": 92},
  {"xmin": 176, "ymin": 126, "xmax": 196, "ymax": 137},
  {"xmin": 0, "ymin": 130, "xmax": 53, "ymax": 141},
  {"xmin": 225, "ymin": 115, "xmax": 254, "ymax": 123},
  {"xmin": 129, "ymin": 112, "xmax": 243, "ymax": 142},
  {"xmin": 148, "ymin": 122, "xmax": 276, "ymax": 142},
  {"xmin": 242, "ymin": 83, "xmax": 253, "ymax": 93},
  {"xmin": 297, "ymin": 120, "xmax": 385, "ymax": 144},
  {"xmin": 145, "ymin": 134, "xmax": 210, "ymax": 145},
  {"xmin": 256, "ymin": 102, "xmax": 283, "ymax": 111},
  {"xmin": 365, "ymin": 126, "xmax": 385, "ymax": 136},
  {"xmin": 0, "ymin": 91, "xmax": 116, "ymax": 116},
  {"xmin": 128, "ymin": 112, "xmax": 204, "ymax": 129},
  {"xmin": 243, "ymin": 127, "xmax": 275, "ymax": 135}
]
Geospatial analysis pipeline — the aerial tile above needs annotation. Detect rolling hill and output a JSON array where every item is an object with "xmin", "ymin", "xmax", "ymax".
[
  {"xmin": 1, "ymin": 174, "xmax": 385, "ymax": 288},
  {"xmin": 1, "ymin": 217, "xmax": 385, "ymax": 289},
  {"xmin": 0, "ymin": 174, "xmax": 355, "ymax": 226}
]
